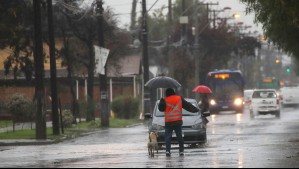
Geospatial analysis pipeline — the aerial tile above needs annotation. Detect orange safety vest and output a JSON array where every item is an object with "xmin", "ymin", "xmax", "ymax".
[{"xmin": 164, "ymin": 95, "xmax": 183, "ymax": 123}]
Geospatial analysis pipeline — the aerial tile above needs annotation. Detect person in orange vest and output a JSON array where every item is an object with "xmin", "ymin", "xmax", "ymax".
[{"xmin": 158, "ymin": 88, "xmax": 199, "ymax": 157}]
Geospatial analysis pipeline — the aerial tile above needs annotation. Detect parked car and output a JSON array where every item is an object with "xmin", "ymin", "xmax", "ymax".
[
  {"xmin": 147, "ymin": 98, "xmax": 209, "ymax": 148},
  {"xmin": 280, "ymin": 86, "xmax": 299, "ymax": 107},
  {"xmin": 249, "ymin": 89, "xmax": 281, "ymax": 119}
]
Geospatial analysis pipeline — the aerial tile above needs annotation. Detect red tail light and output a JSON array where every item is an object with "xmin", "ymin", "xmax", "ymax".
[{"xmin": 277, "ymin": 99, "xmax": 280, "ymax": 105}]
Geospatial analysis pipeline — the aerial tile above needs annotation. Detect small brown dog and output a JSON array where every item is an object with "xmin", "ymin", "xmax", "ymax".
[{"xmin": 148, "ymin": 131, "xmax": 159, "ymax": 157}]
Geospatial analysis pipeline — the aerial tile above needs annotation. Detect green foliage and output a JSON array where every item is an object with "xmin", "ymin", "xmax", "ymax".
[
  {"xmin": 0, "ymin": 118, "xmax": 143, "ymax": 140},
  {"xmin": 0, "ymin": 0, "xmax": 34, "ymax": 80},
  {"xmin": 111, "ymin": 96, "xmax": 139, "ymax": 119},
  {"xmin": 109, "ymin": 118, "xmax": 143, "ymax": 128},
  {"xmin": 240, "ymin": 0, "xmax": 299, "ymax": 58},
  {"xmin": 78, "ymin": 100, "xmax": 88, "ymax": 119},
  {"xmin": 62, "ymin": 109, "xmax": 74, "ymax": 128},
  {"xmin": 0, "ymin": 121, "xmax": 13, "ymax": 128},
  {"xmin": 6, "ymin": 94, "xmax": 33, "ymax": 119}
]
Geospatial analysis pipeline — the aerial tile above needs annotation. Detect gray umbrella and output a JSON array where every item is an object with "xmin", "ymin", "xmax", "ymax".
[{"xmin": 144, "ymin": 76, "xmax": 182, "ymax": 89}]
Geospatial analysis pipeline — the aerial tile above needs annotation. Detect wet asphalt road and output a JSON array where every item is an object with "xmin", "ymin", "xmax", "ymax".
[{"xmin": 1, "ymin": 107, "xmax": 299, "ymax": 168}]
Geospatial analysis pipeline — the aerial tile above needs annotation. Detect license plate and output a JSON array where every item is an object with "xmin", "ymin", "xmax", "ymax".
[
  {"xmin": 172, "ymin": 132, "xmax": 184, "ymax": 137},
  {"xmin": 222, "ymin": 106, "xmax": 229, "ymax": 109}
]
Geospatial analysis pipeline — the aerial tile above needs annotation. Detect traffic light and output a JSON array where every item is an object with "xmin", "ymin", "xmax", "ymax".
[{"xmin": 286, "ymin": 67, "xmax": 291, "ymax": 73}]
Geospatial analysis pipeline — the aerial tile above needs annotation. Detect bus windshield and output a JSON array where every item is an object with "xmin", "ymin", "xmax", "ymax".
[
  {"xmin": 213, "ymin": 80, "xmax": 243, "ymax": 99},
  {"xmin": 206, "ymin": 70, "xmax": 245, "ymax": 99}
]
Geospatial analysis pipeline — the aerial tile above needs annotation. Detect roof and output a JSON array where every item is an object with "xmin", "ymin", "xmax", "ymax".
[
  {"xmin": 208, "ymin": 69, "xmax": 243, "ymax": 74},
  {"xmin": 253, "ymin": 89, "xmax": 278, "ymax": 92}
]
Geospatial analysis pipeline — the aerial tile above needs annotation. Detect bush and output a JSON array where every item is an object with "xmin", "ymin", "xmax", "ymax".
[
  {"xmin": 62, "ymin": 109, "xmax": 74, "ymax": 128},
  {"xmin": 6, "ymin": 94, "xmax": 33, "ymax": 120},
  {"xmin": 79, "ymin": 98, "xmax": 96, "ymax": 121},
  {"xmin": 78, "ymin": 101, "xmax": 87, "ymax": 119},
  {"xmin": 111, "ymin": 96, "xmax": 139, "ymax": 119}
]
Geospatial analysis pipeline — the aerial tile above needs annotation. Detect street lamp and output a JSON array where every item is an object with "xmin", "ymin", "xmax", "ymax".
[
  {"xmin": 275, "ymin": 59, "xmax": 280, "ymax": 64},
  {"xmin": 233, "ymin": 13, "xmax": 241, "ymax": 19}
]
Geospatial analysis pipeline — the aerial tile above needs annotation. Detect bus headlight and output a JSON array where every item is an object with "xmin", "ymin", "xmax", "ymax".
[
  {"xmin": 210, "ymin": 99, "xmax": 216, "ymax": 106},
  {"xmin": 234, "ymin": 98, "xmax": 243, "ymax": 106}
]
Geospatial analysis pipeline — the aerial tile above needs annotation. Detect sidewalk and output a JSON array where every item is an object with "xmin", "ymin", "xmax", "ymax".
[{"xmin": 0, "ymin": 121, "xmax": 56, "ymax": 146}]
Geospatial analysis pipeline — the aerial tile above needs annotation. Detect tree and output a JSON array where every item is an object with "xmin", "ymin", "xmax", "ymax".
[
  {"xmin": 57, "ymin": 0, "xmax": 132, "ymax": 122},
  {"xmin": 240, "ymin": 0, "xmax": 299, "ymax": 59},
  {"xmin": 0, "ymin": 0, "xmax": 35, "ymax": 80},
  {"xmin": 33, "ymin": 0, "xmax": 47, "ymax": 139}
]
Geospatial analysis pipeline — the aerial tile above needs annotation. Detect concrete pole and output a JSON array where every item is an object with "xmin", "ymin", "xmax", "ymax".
[
  {"xmin": 76, "ymin": 80, "xmax": 79, "ymax": 100},
  {"xmin": 194, "ymin": 0, "xmax": 200, "ymax": 101}
]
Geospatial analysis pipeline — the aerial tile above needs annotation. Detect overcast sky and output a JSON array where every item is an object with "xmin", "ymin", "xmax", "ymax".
[{"xmin": 102, "ymin": 0, "xmax": 263, "ymax": 35}]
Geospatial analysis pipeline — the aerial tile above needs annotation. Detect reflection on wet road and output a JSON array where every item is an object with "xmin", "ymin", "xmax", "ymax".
[{"xmin": 1, "ymin": 108, "xmax": 299, "ymax": 167}]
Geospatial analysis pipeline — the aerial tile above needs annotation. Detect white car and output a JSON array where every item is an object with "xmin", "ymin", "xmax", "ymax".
[
  {"xmin": 249, "ymin": 89, "xmax": 281, "ymax": 119},
  {"xmin": 280, "ymin": 86, "xmax": 299, "ymax": 107}
]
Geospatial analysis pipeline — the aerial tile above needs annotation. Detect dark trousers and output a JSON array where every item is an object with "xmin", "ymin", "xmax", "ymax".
[{"xmin": 165, "ymin": 125, "xmax": 184, "ymax": 153}]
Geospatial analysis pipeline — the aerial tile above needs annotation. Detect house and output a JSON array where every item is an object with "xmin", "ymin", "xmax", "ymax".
[{"xmin": 0, "ymin": 45, "xmax": 143, "ymax": 118}]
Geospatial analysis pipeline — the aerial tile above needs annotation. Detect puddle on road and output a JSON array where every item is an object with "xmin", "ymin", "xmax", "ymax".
[{"xmin": 288, "ymin": 138, "xmax": 299, "ymax": 142}]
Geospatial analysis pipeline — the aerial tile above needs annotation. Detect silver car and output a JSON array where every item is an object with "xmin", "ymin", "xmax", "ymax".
[{"xmin": 147, "ymin": 98, "xmax": 208, "ymax": 148}]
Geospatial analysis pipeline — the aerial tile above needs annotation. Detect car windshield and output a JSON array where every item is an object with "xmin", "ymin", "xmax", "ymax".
[
  {"xmin": 154, "ymin": 100, "xmax": 200, "ymax": 117},
  {"xmin": 252, "ymin": 91, "xmax": 277, "ymax": 98}
]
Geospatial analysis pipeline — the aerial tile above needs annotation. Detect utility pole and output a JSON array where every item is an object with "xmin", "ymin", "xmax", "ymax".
[
  {"xmin": 204, "ymin": 2, "xmax": 219, "ymax": 28},
  {"xmin": 194, "ymin": 0, "xmax": 200, "ymax": 101},
  {"xmin": 33, "ymin": 0, "xmax": 47, "ymax": 139},
  {"xmin": 47, "ymin": 0, "xmax": 60, "ymax": 135},
  {"xmin": 168, "ymin": 0, "xmax": 174, "ymax": 76},
  {"xmin": 193, "ymin": 1, "xmax": 218, "ymax": 100},
  {"xmin": 96, "ymin": 0, "xmax": 109, "ymax": 127},
  {"xmin": 181, "ymin": 0, "xmax": 186, "ymax": 41},
  {"xmin": 142, "ymin": 0, "xmax": 149, "ymax": 83},
  {"xmin": 142, "ymin": 0, "xmax": 151, "ymax": 116}
]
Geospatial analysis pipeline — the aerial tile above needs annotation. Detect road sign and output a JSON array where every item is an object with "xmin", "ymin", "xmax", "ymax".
[
  {"xmin": 94, "ymin": 45, "xmax": 109, "ymax": 75},
  {"xmin": 100, "ymin": 91, "xmax": 108, "ymax": 100}
]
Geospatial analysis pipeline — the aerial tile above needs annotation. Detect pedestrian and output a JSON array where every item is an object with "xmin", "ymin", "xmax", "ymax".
[
  {"xmin": 199, "ymin": 93, "xmax": 209, "ymax": 113},
  {"xmin": 158, "ymin": 88, "xmax": 199, "ymax": 157},
  {"xmin": 198, "ymin": 93, "xmax": 210, "ymax": 123}
]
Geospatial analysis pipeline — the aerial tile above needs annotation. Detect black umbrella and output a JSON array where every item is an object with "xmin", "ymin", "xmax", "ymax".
[{"xmin": 144, "ymin": 76, "xmax": 181, "ymax": 89}]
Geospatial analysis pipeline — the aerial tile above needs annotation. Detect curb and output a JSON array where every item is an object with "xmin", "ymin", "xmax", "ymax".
[
  {"xmin": 126, "ymin": 123, "xmax": 144, "ymax": 128},
  {"xmin": 0, "ymin": 139, "xmax": 56, "ymax": 146}
]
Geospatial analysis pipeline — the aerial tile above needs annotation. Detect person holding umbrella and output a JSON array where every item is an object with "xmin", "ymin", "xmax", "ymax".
[
  {"xmin": 193, "ymin": 85, "xmax": 212, "ymax": 123},
  {"xmin": 158, "ymin": 88, "xmax": 199, "ymax": 157},
  {"xmin": 198, "ymin": 93, "xmax": 210, "ymax": 123}
]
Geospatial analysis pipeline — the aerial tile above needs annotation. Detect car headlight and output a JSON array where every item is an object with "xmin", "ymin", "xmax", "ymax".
[
  {"xmin": 192, "ymin": 122, "xmax": 205, "ymax": 129},
  {"xmin": 210, "ymin": 99, "xmax": 216, "ymax": 106},
  {"xmin": 151, "ymin": 123, "xmax": 164, "ymax": 131},
  {"xmin": 234, "ymin": 98, "xmax": 243, "ymax": 106}
]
